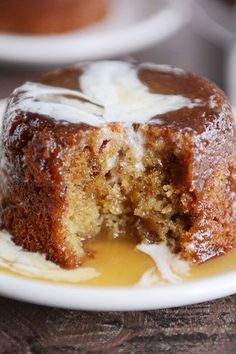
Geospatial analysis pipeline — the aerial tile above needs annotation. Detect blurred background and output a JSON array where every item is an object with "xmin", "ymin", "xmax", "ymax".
[{"xmin": 0, "ymin": 0, "xmax": 235, "ymax": 105}]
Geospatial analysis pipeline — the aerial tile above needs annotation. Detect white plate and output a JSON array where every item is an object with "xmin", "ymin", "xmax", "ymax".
[
  {"xmin": 0, "ymin": 98, "xmax": 235, "ymax": 311},
  {"xmin": 0, "ymin": 271, "xmax": 235, "ymax": 311},
  {"xmin": 0, "ymin": 0, "xmax": 190, "ymax": 65}
]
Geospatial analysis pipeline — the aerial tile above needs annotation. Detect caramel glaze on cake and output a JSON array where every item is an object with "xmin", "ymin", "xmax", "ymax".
[
  {"xmin": 0, "ymin": 0, "xmax": 107, "ymax": 34},
  {"xmin": 0, "ymin": 61, "xmax": 235, "ymax": 268}
]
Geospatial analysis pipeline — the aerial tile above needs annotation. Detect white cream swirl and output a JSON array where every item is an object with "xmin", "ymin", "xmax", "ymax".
[
  {"xmin": 136, "ymin": 242, "xmax": 190, "ymax": 285},
  {"xmin": 0, "ymin": 230, "xmax": 99, "ymax": 283},
  {"xmin": 8, "ymin": 61, "xmax": 200, "ymax": 126}
]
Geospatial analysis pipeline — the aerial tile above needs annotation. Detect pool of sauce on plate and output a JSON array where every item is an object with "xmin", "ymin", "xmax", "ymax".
[
  {"xmin": 80, "ymin": 233, "xmax": 236, "ymax": 286},
  {"xmin": 0, "ymin": 232, "xmax": 235, "ymax": 286}
]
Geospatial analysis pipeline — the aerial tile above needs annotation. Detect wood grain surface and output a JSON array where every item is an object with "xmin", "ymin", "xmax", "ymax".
[
  {"xmin": 0, "ymin": 295, "xmax": 235, "ymax": 354},
  {"xmin": 0, "ymin": 66, "xmax": 235, "ymax": 354}
]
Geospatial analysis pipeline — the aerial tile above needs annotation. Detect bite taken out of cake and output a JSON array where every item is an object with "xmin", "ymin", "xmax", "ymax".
[{"xmin": 0, "ymin": 60, "xmax": 235, "ymax": 269}]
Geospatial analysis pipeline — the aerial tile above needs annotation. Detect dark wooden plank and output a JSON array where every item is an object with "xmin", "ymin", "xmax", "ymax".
[{"xmin": 0, "ymin": 295, "xmax": 235, "ymax": 354}]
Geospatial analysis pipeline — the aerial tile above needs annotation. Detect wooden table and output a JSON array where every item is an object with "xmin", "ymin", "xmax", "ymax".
[{"xmin": 0, "ymin": 66, "xmax": 235, "ymax": 354}]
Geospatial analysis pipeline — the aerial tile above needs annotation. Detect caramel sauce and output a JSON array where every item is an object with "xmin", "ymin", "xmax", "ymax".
[
  {"xmin": 190, "ymin": 248, "xmax": 236, "ymax": 280},
  {"xmin": 82, "ymin": 233, "xmax": 154, "ymax": 286},
  {"xmin": 79, "ymin": 233, "xmax": 236, "ymax": 286},
  {"xmin": 0, "ymin": 232, "xmax": 235, "ymax": 287}
]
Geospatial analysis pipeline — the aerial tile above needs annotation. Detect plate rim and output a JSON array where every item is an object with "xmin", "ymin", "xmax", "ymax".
[
  {"xmin": 0, "ymin": 269, "xmax": 235, "ymax": 311},
  {"xmin": 0, "ymin": 0, "xmax": 190, "ymax": 64}
]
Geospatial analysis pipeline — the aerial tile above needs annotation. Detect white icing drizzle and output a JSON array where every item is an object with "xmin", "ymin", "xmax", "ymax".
[
  {"xmin": 135, "ymin": 268, "xmax": 162, "ymax": 287},
  {"xmin": 10, "ymin": 82, "xmax": 105, "ymax": 125},
  {"xmin": 80, "ymin": 61, "xmax": 198, "ymax": 125},
  {"xmin": 209, "ymin": 94, "xmax": 218, "ymax": 109},
  {"xmin": 136, "ymin": 242, "xmax": 190, "ymax": 284},
  {"xmin": 0, "ymin": 230, "xmax": 100, "ymax": 283},
  {"xmin": 125, "ymin": 126, "xmax": 144, "ymax": 171},
  {"xmin": 0, "ymin": 99, "xmax": 5, "ymax": 117},
  {"xmin": 8, "ymin": 61, "xmax": 200, "ymax": 126}
]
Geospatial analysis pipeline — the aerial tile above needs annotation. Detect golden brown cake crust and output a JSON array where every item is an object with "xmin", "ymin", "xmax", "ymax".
[
  {"xmin": 0, "ymin": 0, "xmax": 107, "ymax": 34},
  {"xmin": 0, "ymin": 62, "xmax": 235, "ymax": 268}
]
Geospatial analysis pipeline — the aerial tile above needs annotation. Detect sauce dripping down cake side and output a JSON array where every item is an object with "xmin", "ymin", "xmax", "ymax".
[{"xmin": 0, "ymin": 60, "xmax": 235, "ymax": 268}]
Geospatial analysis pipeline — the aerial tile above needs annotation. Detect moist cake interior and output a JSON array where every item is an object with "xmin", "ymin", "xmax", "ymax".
[{"xmin": 62, "ymin": 126, "xmax": 191, "ymax": 257}]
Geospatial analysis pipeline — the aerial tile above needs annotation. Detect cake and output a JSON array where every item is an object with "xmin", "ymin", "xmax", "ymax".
[
  {"xmin": 0, "ymin": 60, "xmax": 235, "ymax": 269},
  {"xmin": 0, "ymin": 0, "xmax": 107, "ymax": 34}
]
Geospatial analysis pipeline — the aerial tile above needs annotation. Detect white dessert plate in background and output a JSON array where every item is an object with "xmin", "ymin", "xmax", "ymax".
[
  {"xmin": 0, "ymin": 0, "xmax": 190, "ymax": 65},
  {"xmin": 0, "ymin": 98, "xmax": 235, "ymax": 311}
]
